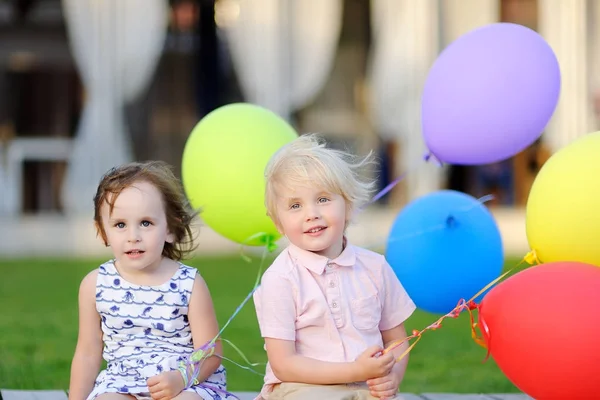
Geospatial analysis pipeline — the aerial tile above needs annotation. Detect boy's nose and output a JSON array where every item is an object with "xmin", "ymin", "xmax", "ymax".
[{"xmin": 305, "ymin": 205, "xmax": 320, "ymax": 221}]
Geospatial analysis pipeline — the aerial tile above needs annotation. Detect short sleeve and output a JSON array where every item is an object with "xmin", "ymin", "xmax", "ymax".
[
  {"xmin": 253, "ymin": 267, "xmax": 297, "ymax": 341},
  {"xmin": 379, "ymin": 260, "xmax": 416, "ymax": 331}
]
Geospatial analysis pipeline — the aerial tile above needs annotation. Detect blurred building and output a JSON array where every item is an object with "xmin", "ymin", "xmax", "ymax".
[{"xmin": 0, "ymin": 0, "xmax": 598, "ymax": 255}]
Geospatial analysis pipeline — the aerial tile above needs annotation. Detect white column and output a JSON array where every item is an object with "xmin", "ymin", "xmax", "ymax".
[
  {"xmin": 588, "ymin": 1, "xmax": 600, "ymax": 127},
  {"xmin": 441, "ymin": 0, "xmax": 499, "ymax": 45},
  {"xmin": 538, "ymin": 0, "xmax": 595, "ymax": 152}
]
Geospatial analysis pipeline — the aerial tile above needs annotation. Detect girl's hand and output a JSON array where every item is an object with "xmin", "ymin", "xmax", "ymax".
[{"xmin": 147, "ymin": 370, "xmax": 185, "ymax": 400}]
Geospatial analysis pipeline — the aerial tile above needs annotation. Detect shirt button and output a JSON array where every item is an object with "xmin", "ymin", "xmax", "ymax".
[
  {"xmin": 332, "ymin": 302, "xmax": 338, "ymax": 308},
  {"xmin": 329, "ymin": 281, "xmax": 335, "ymax": 288}
]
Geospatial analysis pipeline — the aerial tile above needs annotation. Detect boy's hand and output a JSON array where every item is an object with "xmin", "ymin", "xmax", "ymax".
[
  {"xmin": 367, "ymin": 368, "xmax": 401, "ymax": 399},
  {"xmin": 354, "ymin": 345, "xmax": 395, "ymax": 381},
  {"xmin": 147, "ymin": 370, "xmax": 185, "ymax": 400}
]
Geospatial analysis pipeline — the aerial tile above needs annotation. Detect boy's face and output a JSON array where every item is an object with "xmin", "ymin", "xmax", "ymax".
[
  {"xmin": 99, "ymin": 180, "xmax": 174, "ymax": 275},
  {"xmin": 275, "ymin": 183, "xmax": 347, "ymax": 259}
]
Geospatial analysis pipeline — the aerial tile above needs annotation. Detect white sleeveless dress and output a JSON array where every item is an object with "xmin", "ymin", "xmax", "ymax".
[{"xmin": 87, "ymin": 260, "xmax": 230, "ymax": 399}]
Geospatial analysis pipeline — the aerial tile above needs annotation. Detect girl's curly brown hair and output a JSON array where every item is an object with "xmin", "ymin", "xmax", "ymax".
[{"xmin": 93, "ymin": 161, "xmax": 198, "ymax": 261}]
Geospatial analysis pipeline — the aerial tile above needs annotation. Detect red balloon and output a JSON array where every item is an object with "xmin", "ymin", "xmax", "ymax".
[{"xmin": 479, "ymin": 261, "xmax": 600, "ymax": 399}]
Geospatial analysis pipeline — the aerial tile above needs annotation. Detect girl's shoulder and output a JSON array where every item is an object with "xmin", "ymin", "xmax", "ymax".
[
  {"xmin": 176, "ymin": 263, "xmax": 198, "ymax": 277},
  {"xmin": 170, "ymin": 262, "xmax": 199, "ymax": 286},
  {"xmin": 97, "ymin": 259, "xmax": 117, "ymax": 275},
  {"xmin": 79, "ymin": 260, "xmax": 114, "ymax": 289}
]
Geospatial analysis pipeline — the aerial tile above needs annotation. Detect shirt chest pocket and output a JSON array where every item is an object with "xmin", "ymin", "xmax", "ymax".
[{"xmin": 350, "ymin": 294, "xmax": 382, "ymax": 330}]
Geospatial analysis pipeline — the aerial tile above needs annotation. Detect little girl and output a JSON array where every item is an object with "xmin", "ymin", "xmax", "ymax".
[
  {"xmin": 253, "ymin": 134, "xmax": 416, "ymax": 400},
  {"xmin": 69, "ymin": 161, "xmax": 228, "ymax": 400}
]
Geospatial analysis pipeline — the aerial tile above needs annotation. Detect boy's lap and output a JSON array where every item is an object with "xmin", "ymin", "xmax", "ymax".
[{"xmin": 268, "ymin": 382, "xmax": 395, "ymax": 400}]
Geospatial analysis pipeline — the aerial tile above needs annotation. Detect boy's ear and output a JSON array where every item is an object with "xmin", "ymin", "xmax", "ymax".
[
  {"xmin": 274, "ymin": 220, "xmax": 285, "ymax": 236},
  {"xmin": 266, "ymin": 211, "xmax": 283, "ymax": 235}
]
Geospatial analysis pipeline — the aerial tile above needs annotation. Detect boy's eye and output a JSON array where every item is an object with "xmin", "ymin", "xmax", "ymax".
[
  {"xmin": 318, "ymin": 197, "xmax": 329, "ymax": 203},
  {"xmin": 290, "ymin": 203, "xmax": 300, "ymax": 210},
  {"xmin": 141, "ymin": 220, "xmax": 151, "ymax": 227}
]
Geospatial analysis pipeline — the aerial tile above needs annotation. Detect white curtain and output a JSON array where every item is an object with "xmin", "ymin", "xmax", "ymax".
[
  {"xmin": 221, "ymin": 0, "xmax": 342, "ymax": 119},
  {"xmin": 367, "ymin": 0, "xmax": 442, "ymax": 201},
  {"xmin": 368, "ymin": 0, "xmax": 414, "ymax": 142},
  {"xmin": 61, "ymin": 0, "xmax": 168, "ymax": 214}
]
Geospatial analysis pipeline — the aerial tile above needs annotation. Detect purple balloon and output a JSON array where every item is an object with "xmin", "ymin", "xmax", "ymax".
[{"xmin": 422, "ymin": 23, "xmax": 560, "ymax": 165}]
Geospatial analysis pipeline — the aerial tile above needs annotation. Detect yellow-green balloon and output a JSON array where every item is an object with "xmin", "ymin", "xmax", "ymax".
[
  {"xmin": 526, "ymin": 131, "xmax": 600, "ymax": 266},
  {"xmin": 181, "ymin": 103, "xmax": 297, "ymax": 246}
]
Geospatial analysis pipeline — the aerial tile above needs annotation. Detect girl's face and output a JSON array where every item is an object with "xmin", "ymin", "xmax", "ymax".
[{"xmin": 100, "ymin": 180, "xmax": 174, "ymax": 277}]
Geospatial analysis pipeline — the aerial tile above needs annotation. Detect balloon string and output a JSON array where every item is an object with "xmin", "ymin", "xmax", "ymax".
[
  {"xmin": 218, "ymin": 337, "xmax": 266, "ymax": 376},
  {"xmin": 217, "ymin": 235, "xmax": 273, "ymax": 341},
  {"xmin": 181, "ymin": 233, "xmax": 276, "ymax": 387},
  {"xmin": 360, "ymin": 194, "xmax": 496, "ymax": 250},
  {"xmin": 383, "ymin": 249, "xmax": 541, "ymax": 362},
  {"xmin": 361, "ymin": 150, "xmax": 444, "ymax": 209}
]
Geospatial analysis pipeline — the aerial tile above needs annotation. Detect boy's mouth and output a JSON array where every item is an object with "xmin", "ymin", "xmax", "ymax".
[{"xmin": 305, "ymin": 226, "xmax": 326, "ymax": 234}]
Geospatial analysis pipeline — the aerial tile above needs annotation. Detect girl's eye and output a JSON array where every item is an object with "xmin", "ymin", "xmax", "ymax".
[
  {"xmin": 290, "ymin": 204, "xmax": 300, "ymax": 210},
  {"xmin": 115, "ymin": 222, "xmax": 125, "ymax": 229},
  {"xmin": 141, "ymin": 221, "xmax": 151, "ymax": 227},
  {"xmin": 318, "ymin": 197, "xmax": 329, "ymax": 203}
]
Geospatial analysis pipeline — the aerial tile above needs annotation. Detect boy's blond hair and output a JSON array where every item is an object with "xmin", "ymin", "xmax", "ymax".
[{"xmin": 264, "ymin": 133, "xmax": 377, "ymax": 228}]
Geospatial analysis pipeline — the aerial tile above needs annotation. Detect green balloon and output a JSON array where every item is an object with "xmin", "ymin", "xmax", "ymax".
[{"xmin": 182, "ymin": 103, "xmax": 298, "ymax": 246}]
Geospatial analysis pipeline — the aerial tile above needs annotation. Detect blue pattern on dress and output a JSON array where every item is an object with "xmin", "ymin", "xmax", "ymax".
[{"xmin": 87, "ymin": 260, "xmax": 229, "ymax": 400}]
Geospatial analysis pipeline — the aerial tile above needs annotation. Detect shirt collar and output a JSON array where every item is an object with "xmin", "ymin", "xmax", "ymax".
[{"xmin": 287, "ymin": 237, "xmax": 356, "ymax": 275}]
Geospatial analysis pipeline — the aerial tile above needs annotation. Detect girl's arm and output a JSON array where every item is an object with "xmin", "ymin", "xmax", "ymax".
[
  {"xmin": 68, "ymin": 270, "xmax": 104, "ymax": 400},
  {"xmin": 187, "ymin": 274, "xmax": 223, "ymax": 383}
]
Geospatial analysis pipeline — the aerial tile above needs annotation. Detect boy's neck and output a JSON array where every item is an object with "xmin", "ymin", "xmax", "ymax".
[{"xmin": 314, "ymin": 236, "xmax": 346, "ymax": 260}]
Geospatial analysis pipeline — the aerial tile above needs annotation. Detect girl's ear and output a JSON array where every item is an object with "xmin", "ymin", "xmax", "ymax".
[
  {"xmin": 166, "ymin": 232, "xmax": 175, "ymax": 244},
  {"xmin": 95, "ymin": 221, "xmax": 109, "ymax": 246}
]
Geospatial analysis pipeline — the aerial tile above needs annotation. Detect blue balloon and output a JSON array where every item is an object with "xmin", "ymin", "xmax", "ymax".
[{"xmin": 386, "ymin": 190, "xmax": 503, "ymax": 314}]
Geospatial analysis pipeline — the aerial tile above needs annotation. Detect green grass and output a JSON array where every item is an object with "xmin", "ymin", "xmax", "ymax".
[{"xmin": 0, "ymin": 255, "xmax": 522, "ymax": 393}]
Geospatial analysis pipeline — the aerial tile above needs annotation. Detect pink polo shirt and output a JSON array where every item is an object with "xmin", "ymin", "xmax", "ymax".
[{"xmin": 253, "ymin": 242, "xmax": 416, "ymax": 398}]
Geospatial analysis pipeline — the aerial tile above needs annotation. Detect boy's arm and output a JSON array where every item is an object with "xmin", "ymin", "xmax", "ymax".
[
  {"xmin": 381, "ymin": 323, "xmax": 410, "ymax": 383},
  {"xmin": 68, "ymin": 270, "xmax": 104, "ymax": 400},
  {"xmin": 364, "ymin": 259, "xmax": 417, "ymax": 396},
  {"xmin": 265, "ymin": 338, "xmax": 389, "ymax": 384}
]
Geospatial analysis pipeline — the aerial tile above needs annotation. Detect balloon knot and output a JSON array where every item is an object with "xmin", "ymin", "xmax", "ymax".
[
  {"xmin": 263, "ymin": 235, "xmax": 278, "ymax": 253},
  {"xmin": 466, "ymin": 300, "xmax": 479, "ymax": 310},
  {"xmin": 423, "ymin": 151, "xmax": 444, "ymax": 167},
  {"xmin": 524, "ymin": 250, "xmax": 540, "ymax": 265},
  {"xmin": 446, "ymin": 215, "xmax": 458, "ymax": 228}
]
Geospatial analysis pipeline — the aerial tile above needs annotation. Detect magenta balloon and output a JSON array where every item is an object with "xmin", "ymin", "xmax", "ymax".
[{"xmin": 422, "ymin": 23, "xmax": 560, "ymax": 165}]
